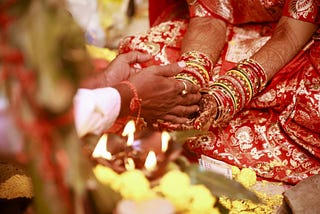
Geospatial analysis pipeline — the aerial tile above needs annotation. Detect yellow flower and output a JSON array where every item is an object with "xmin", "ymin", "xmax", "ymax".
[
  {"xmin": 219, "ymin": 196, "xmax": 232, "ymax": 210},
  {"xmin": 93, "ymin": 164, "xmax": 119, "ymax": 186},
  {"xmin": 230, "ymin": 211, "xmax": 255, "ymax": 214},
  {"xmin": 154, "ymin": 170, "xmax": 191, "ymax": 212},
  {"xmin": 86, "ymin": 45, "xmax": 117, "ymax": 61},
  {"xmin": 188, "ymin": 185, "xmax": 218, "ymax": 213},
  {"xmin": 185, "ymin": 207, "xmax": 220, "ymax": 214},
  {"xmin": 157, "ymin": 170, "xmax": 191, "ymax": 198},
  {"xmin": 113, "ymin": 170, "xmax": 155, "ymax": 201},
  {"xmin": 231, "ymin": 200, "xmax": 249, "ymax": 212},
  {"xmin": 231, "ymin": 166, "xmax": 241, "ymax": 178},
  {"xmin": 236, "ymin": 168, "xmax": 257, "ymax": 188}
]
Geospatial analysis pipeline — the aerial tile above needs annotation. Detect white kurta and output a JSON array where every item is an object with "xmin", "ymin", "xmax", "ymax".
[{"xmin": 73, "ymin": 87, "xmax": 121, "ymax": 137}]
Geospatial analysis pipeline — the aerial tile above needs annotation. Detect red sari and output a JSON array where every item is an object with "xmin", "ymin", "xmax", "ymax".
[{"xmin": 119, "ymin": 0, "xmax": 320, "ymax": 184}]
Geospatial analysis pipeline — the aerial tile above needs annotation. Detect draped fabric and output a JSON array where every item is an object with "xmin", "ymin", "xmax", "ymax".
[{"xmin": 119, "ymin": 0, "xmax": 320, "ymax": 184}]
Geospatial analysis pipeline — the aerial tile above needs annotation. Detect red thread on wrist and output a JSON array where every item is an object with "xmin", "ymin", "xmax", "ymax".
[{"xmin": 121, "ymin": 81, "xmax": 142, "ymax": 120}]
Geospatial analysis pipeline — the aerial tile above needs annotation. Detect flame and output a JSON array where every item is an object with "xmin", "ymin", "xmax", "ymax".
[
  {"xmin": 92, "ymin": 134, "xmax": 112, "ymax": 160},
  {"xmin": 161, "ymin": 131, "xmax": 170, "ymax": 152},
  {"xmin": 125, "ymin": 158, "xmax": 135, "ymax": 171},
  {"xmin": 144, "ymin": 151, "xmax": 157, "ymax": 172},
  {"xmin": 122, "ymin": 120, "xmax": 135, "ymax": 146}
]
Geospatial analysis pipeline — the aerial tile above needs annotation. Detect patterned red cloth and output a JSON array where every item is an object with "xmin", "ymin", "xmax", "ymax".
[{"xmin": 119, "ymin": 0, "xmax": 320, "ymax": 184}]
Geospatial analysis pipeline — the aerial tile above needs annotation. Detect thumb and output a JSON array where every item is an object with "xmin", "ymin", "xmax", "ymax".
[
  {"xmin": 152, "ymin": 61, "xmax": 186, "ymax": 77},
  {"xmin": 120, "ymin": 51, "xmax": 152, "ymax": 64},
  {"xmin": 92, "ymin": 58, "xmax": 109, "ymax": 72}
]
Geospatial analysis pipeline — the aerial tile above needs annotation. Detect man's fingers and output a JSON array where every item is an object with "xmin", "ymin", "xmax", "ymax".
[
  {"xmin": 144, "ymin": 61, "xmax": 186, "ymax": 77},
  {"xmin": 161, "ymin": 114, "xmax": 191, "ymax": 124},
  {"xmin": 175, "ymin": 93, "xmax": 201, "ymax": 106},
  {"xmin": 92, "ymin": 58, "xmax": 109, "ymax": 72},
  {"xmin": 167, "ymin": 105, "xmax": 199, "ymax": 117},
  {"xmin": 183, "ymin": 81, "xmax": 200, "ymax": 94},
  {"xmin": 120, "ymin": 51, "xmax": 152, "ymax": 64}
]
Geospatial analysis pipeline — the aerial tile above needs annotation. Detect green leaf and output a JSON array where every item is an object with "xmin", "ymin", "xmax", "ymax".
[
  {"xmin": 169, "ymin": 130, "xmax": 208, "ymax": 145},
  {"xmin": 184, "ymin": 164, "xmax": 260, "ymax": 203},
  {"xmin": 87, "ymin": 181, "xmax": 122, "ymax": 214}
]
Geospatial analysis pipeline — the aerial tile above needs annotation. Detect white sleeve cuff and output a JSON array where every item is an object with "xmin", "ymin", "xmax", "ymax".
[{"xmin": 73, "ymin": 87, "xmax": 121, "ymax": 137}]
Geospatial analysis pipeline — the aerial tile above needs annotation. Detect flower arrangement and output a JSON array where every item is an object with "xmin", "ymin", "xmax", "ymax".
[
  {"xmin": 92, "ymin": 157, "xmax": 283, "ymax": 214},
  {"xmin": 86, "ymin": 124, "xmax": 282, "ymax": 214}
]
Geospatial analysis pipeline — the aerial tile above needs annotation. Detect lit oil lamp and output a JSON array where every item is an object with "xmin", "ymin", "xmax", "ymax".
[
  {"xmin": 92, "ymin": 134, "xmax": 112, "ymax": 160},
  {"xmin": 91, "ymin": 120, "xmax": 182, "ymax": 180}
]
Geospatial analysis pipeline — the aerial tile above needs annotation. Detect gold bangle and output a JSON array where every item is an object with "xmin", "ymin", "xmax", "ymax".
[
  {"xmin": 175, "ymin": 75, "xmax": 198, "ymax": 86},
  {"xmin": 227, "ymin": 69, "xmax": 253, "ymax": 100},
  {"xmin": 211, "ymin": 82, "xmax": 237, "ymax": 110},
  {"xmin": 185, "ymin": 61, "xmax": 210, "ymax": 80}
]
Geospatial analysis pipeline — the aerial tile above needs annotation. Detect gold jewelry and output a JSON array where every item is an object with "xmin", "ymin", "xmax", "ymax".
[{"xmin": 180, "ymin": 81, "xmax": 188, "ymax": 96}]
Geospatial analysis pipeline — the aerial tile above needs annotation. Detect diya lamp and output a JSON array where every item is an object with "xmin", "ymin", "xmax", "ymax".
[
  {"xmin": 91, "ymin": 120, "xmax": 182, "ymax": 180},
  {"xmin": 91, "ymin": 120, "xmax": 141, "ymax": 173}
]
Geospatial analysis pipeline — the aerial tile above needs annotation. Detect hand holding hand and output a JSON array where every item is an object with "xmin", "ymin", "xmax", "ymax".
[
  {"xmin": 128, "ymin": 62, "xmax": 201, "ymax": 125},
  {"xmin": 156, "ymin": 92, "xmax": 219, "ymax": 131},
  {"xmin": 82, "ymin": 51, "xmax": 151, "ymax": 88},
  {"xmin": 105, "ymin": 51, "xmax": 151, "ymax": 85}
]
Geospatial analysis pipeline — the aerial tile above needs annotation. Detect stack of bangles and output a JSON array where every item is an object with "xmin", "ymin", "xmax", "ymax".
[
  {"xmin": 205, "ymin": 58, "xmax": 267, "ymax": 125},
  {"xmin": 175, "ymin": 51, "xmax": 214, "ymax": 88}
]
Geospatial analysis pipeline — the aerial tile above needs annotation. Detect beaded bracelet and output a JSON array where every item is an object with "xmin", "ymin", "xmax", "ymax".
[
  {"xmin": 175, "ymin": 50, "xmax": 213, "ymax": 87},
  {"xmin": 121, "ymin": 81, "xmax": 142, "ymax": 120}
]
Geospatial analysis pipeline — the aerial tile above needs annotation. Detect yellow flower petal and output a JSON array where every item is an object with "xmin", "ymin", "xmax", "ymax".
[
  {"xmin": 236, "ymin": 168, "xmax": 257, "ymax": 188},
  {"xmin": 93, "ymin": 164, "xmax": 118, "ymax": 185}
]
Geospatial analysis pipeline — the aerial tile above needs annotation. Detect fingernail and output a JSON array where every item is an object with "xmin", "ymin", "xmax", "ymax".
[{"xmin": 177, "ymin": 60, "xmax": 186, "ymax": 68}]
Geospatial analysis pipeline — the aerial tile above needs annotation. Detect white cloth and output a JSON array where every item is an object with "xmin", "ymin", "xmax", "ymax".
[{"xmin": 73, "ymin": 87, "xmax": 121, "ymax": 137}]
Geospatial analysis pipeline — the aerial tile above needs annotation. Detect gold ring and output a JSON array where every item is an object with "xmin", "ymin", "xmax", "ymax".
[{"xmin": 181, "ymin": 81, "xmax": 188, "ymax": 96}]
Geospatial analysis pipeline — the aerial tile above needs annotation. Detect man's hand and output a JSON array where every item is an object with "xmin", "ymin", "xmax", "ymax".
[
  {"xmin": 81, "ymin": 51, "xmax": 151, "ymax": 88},
  {"xmin": 154, "ymin": 93, "xmax": 219, "ymax": 131},
  {"xmin": 106, "ymin": 51, "xmax": 151, "ymax": 85},
  {"xmin": 129, "ymin": 62, "xmax": 201, "ymax": 125}
]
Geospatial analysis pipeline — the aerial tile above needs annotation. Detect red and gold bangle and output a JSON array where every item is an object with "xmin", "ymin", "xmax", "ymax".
[
  {"xmin": 182, "ymin": 66, "xmax": 206, "ymax": 85},
  {"xmin": 176, "ymin": 50, "xmax": 213, "ymax": 87},
  {"xmin": 207, "ymin": 86, "xmax": 235, "ymax": 124},
  {"xmin": 180, "ymin": 51, "xmax": 213, "ymax": 74},
  {"xmin": 210, "ymin": 82, "xmax": 236, "ymax": 116},
  {"xmin": 218, "ymin": 75, "xmax": 246, "ymax": 111},
  {"xmin": 211, "ymin": 82, "xmax": 237, "ymax": 110},
  {"xmin": 121, "ymin": 81, "xmax": 142, "ymax": 120},
  {"xmin": 238, "ymin": 58, "xmax": 267, "ymax": 92},
  {"xmin": 204, "ymin": 58, "xmax": 267, "ymax": 125},
  {"xmin": 175, "ymin": 72, "xmax": 200, "ymax": 86},
  {"xmin": 185, "ymin": 61, "xmax": 210, "ymax": 80},
  {"xmin": 237, "ymin": 64, "xmax": 259, "ymax": 95},
  {"xmin": 227, "ymin": 69, "xmax": 253, "ymax": 104}
]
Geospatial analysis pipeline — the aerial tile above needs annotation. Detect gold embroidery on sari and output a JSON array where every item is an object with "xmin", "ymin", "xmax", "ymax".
[{"xmin": 288, "ymin": 0, "xmax": 315, "ymax": 19}]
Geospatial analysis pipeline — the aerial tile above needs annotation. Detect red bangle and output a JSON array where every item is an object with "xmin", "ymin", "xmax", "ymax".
[{"xmin": 121, "ymin": 81, "xmax": 142, "ymax": 120}]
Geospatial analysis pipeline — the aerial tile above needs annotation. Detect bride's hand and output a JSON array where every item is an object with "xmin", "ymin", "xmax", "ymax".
[
  {"xmin": 193, "ymin": 93, "xmax": 218, "ymax": 130},
  {"xmin": 153, "ymin": 118, "xmax": 195, "ymax": 131}
]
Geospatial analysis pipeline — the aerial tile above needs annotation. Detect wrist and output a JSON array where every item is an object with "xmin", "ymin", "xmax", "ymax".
[
  {"xmin": 175, "ymin": 50, "xmax": 213, "ymax": 87},
  {"xmin": 113, "ymin": 83, "xmax": 133, "ymax": 118},
  {"xmin": 114, "ymin": 81, "xmax": 142, "ymax": 119}
]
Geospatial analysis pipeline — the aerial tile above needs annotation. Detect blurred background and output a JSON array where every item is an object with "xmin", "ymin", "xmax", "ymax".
[{"xmin": 67, "ymin": 0, "xmax": 149, "ymax": 49}]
